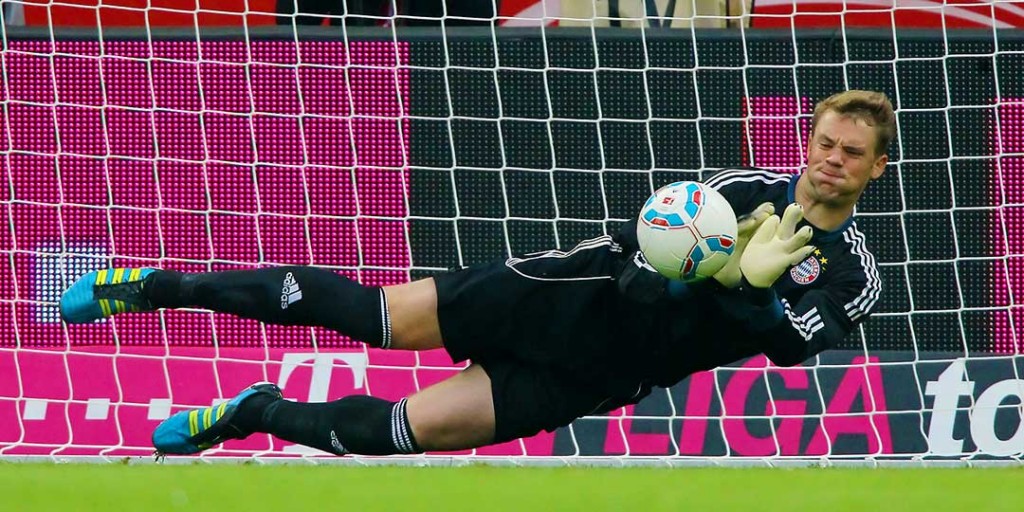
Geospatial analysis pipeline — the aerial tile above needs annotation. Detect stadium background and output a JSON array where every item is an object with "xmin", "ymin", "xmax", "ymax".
[{"xmin": 2, "ymin": 3, "xmax": 1024, "ymax": 460}]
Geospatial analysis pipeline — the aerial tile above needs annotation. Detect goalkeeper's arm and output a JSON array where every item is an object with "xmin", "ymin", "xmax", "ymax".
[
  {"xmin": 755, "ymin": 281, "xmax": 870, "ymax": 366},
  {"xmin": 709, "ymin": 265, "xmax": 875, "ymax": 366},
  {"xmin": 717, "ymin": 203, "xmax": 877, "ymax": 366}
]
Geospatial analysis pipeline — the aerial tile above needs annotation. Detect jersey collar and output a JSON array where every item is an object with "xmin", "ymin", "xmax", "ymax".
[{"xmin": 789, "ymin": 172, "xmax": 854, "ymax": 243}]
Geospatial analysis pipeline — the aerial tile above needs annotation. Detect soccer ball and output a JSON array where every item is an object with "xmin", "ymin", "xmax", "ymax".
[{"xmin": 636, "ymin": 181, "xmax": 738, "ymax": 281}]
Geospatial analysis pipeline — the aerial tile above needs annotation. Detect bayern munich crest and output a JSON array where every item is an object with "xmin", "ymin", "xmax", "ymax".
[{"xmin": 790, "ymin": 255, "xmax": 821, "ymax": 285}]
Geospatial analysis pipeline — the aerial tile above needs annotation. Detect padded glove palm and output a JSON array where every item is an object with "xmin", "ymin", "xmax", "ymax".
[
  {"xmin": 712, "ymin": 202, "xmax": 775, "ymax": 289},
  {"xmin": 740, "ymin": 203, "xmax": 816, "ymax": 288}
]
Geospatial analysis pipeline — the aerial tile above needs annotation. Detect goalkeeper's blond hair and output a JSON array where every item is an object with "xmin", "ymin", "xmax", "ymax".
[{"xmin": 811, "ymin": 90, "xmax": 896, "ymax": 157}]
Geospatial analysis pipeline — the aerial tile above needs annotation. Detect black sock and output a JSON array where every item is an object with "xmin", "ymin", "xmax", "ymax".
[
  {"xmin": 144, "ymin": 267, "xmax": 392, "ymax": 348},
  {"xmin": 235, "ymin": 394, "xmax": 421, "ymax": 456}
]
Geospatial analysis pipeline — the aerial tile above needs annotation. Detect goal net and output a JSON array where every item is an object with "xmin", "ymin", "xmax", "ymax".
[{"xmin": 1, "ymin": 0, "xmax": 1023, "ymax": 463}]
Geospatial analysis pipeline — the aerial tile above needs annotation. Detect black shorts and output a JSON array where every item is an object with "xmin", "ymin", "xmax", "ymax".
[
  {"xmin": 479, "ymin": 358, "xmax": 634, "ymax": 443},
  {"xmin": 436, "ymin": 235, "xmax": 626, "ymax": 367},
  {"xmin": 433, "ymin": 235, "xmax": 656, "ymax": 442}
]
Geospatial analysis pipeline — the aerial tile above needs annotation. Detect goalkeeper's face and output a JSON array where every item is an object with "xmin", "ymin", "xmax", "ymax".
[{"xmin": 804, "ymin": 110, "xmax": 888, "ymax": 206}]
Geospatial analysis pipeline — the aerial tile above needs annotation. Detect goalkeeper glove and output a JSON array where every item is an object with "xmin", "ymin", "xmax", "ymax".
[
  {"xmin": 712, "ymin": 202, "xmax": 775, "ymax": 289},
  {"xmin": 740, "ymin": 203, "xmax": 816, "ymax": 289}
]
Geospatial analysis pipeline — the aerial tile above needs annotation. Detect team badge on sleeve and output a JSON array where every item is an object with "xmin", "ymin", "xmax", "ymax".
[{"xmin": 790, "ymin": 255, "xmax": 821, "ymax": 285}]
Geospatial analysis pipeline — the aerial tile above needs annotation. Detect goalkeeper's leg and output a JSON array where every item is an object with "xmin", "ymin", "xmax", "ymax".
[
  {"xmin": 153, "ymin": 364, "xmax": 496, "ymax": 456},
  {"xmin": 59, "ymin": 267, "xmax": 443, "ymax": 350}
]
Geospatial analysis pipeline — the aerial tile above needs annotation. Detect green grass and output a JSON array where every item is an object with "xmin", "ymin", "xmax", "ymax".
[{"xmin": 0, "ymin": 463, "xmax": 1021, "ymax": 512}]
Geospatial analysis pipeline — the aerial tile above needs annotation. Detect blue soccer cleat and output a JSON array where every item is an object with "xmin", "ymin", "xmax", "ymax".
[
  {"xmin": 152, "ymin": 382, "xmax": 283, "ymax": 456},
  {"xmin": 59, "ymin": 268, "xmax": 157, "ymax": 324}
]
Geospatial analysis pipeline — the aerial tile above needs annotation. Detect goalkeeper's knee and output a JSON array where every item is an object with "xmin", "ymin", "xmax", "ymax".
[{"xmin": 146, "ymin": 267, "xmax": 393, "ymax": 348}]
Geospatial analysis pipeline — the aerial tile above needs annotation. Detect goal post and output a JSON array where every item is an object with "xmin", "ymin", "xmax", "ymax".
[{"xmin": 1, "ymin": 4, "xmax": 1023, "ymax": 463}]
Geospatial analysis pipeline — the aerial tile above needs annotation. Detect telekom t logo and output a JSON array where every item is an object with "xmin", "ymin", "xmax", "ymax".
[
  {"xmin": 278, "ymin": 353, "xmax": 369, "ymax": 403},
  {"xmin": 277, "ymin": 353, "xmax": 368, "ymax": 454}
]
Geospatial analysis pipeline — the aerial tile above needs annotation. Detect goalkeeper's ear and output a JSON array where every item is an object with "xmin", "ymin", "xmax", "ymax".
[{"xmin": 870, "ymin": 153, "xmax": 888, "ymax": 180}]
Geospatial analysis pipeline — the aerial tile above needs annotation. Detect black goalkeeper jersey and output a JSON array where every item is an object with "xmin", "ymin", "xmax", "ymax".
[{"xmin": 618, "ymin": 168, "xmax": 882, "ymax": 388}]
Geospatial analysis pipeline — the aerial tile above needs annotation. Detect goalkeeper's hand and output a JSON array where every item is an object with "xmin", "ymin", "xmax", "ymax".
[
  {"xmin": 712, "ymin": 202, "xmax": 775, "ymax": 289},
  {"xmin": 740, "ymin": 203, "xmax": 816, "ymax": 289}
]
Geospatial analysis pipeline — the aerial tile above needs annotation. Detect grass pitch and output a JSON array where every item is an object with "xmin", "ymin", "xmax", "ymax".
[{"xmin": 0, "ymin": 463, "xmax": 1021, "ymax": 512}]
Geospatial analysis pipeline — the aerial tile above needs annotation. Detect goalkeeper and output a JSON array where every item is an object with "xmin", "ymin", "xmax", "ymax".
[{"xmin": 59, "ymin": 90, "xmax": 890, "ymax": 458}]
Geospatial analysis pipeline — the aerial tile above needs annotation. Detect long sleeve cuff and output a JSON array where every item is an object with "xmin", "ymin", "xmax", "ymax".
[{"xmin": 737, "ymin": 278, "xmax": 784, "ymax": 331}]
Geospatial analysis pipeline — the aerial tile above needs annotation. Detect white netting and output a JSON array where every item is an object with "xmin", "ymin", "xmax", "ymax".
[{"xmin": 1, "ymin": 0, "xmax": 1023, "ymax": 462}]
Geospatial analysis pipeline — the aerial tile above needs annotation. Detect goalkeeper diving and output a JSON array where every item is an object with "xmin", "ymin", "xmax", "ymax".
[{"xmin": 59, "ymin": 90, "xmax": 889, "ymax": 458}]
